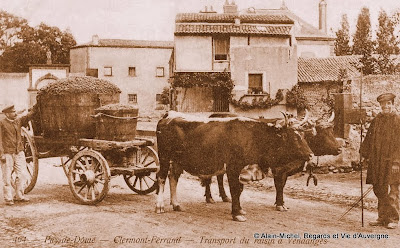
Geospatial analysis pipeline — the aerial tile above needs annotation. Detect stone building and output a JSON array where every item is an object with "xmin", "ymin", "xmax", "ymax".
[
  {"xmin": 69, "ymin": 36, "xmax": 173, "ymax": 117},
  {"xmin": 297, "ymin": 55, "xmax": 361, "ymax": 118},
  {"xmin": 170, "ymin": 0, "xmax": 336, "ymax": 118},
  {"xmin": 248, "ymin": 0, "xmax": 335, "ymax": 58},
  {"xmin": 172, "ymin": 0, "xmax": 298, "ymax": 118}
]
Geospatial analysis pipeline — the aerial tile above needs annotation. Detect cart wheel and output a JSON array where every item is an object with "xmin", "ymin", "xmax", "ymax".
[
  {"xmin": 68, "ymin": 150, "xmax": 110, "ymax": 205},
  {"xmin": 123, "ymin": 146, "xmax": 159, "ymax": 195},
  {"xmin": 61, "ymin": 156, "xmax": 72, "ymax": 177},
  {"xmin": 62, "ymin": 146, "xmax": 86, "ymax": 177},
  {"xmin": 12, "ymin": 127, "xmax": 39, "ymax": 194}
]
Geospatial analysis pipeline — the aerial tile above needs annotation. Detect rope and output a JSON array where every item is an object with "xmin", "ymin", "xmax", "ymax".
[{"xmin": 91, "ymin": 112, "xmax": 138, "ymax": 120}]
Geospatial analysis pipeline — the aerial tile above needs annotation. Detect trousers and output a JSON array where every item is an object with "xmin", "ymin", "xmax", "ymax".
[
  {"xmin": 1, "ymin": 151, "xmax": 27, "ymax": 201},
  {"xmin": 373, "ymin": 183, "xmax": 400, "ymax": 224}
]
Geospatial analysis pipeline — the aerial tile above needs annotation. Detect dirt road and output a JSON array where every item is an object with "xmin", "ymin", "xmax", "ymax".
[{"xmin": 0, "ymin": 158, "xmax": 399, "ymax": 248}]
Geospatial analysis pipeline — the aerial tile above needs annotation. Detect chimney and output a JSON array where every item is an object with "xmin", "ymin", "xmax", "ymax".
[
  {"xmin": 223, "ymin": 0, "xmax": 238, "ymax": 14},
  {"xmin": 92, "ymin": 35, "xmax": 99, "ymax": 45},
  {"xmin": 319, "ymin": 0, "xmax": 327, "ymax": 33},
  {"xmin": 200, "ymin": 4, "xmax": 216, "ymax": 13}
]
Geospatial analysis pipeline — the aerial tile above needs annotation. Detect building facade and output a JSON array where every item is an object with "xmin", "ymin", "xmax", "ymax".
[
  {"xmin": 245, "ymin": 0, "xmax": 335, "ymax": 58},
  {"xmin": 70, "ymin": 37, "xmax": 173, "ymax": 117},
  {"xmin": 172, "ymin": 1, "xmax": 299, "ymax": 118}
]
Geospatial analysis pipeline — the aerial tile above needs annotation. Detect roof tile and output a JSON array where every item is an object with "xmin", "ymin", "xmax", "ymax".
[
  {"xmin": 175, "ymin": 24, "xmax": 292, "ymax": 35},
  {"xmin": 74, "ymin": 39, "xmax": 174, "ymax": 48},
  {"xmin": 176, "ymin": 13, "xmax": 294, "ymax": 24},
  {"xmin": 298, "ymin": 56, "xmax": 361, "ymax": 83}
]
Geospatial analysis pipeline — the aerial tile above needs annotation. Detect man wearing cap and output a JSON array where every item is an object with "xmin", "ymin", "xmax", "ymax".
[
  {"xmin": 0, "ymin": 105, "xmax": 31, "ymax": 205},
  {"xmin": 361, "ymin": 93, "xmax": 400, "ymax": 229}
]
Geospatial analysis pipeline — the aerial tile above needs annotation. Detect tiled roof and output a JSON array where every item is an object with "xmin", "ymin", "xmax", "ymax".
[
  {"xmin": 73, "ymin": 39, "xmax": 174, "ymax": 49},
  {"xmin": 298, "ymin": 56, "xmax": 362, "ymax": 83},
  {"xmin": 176, "ymin": 13, "xmax": 294, "ymax": 24},
  {"xmin": 175, "ymin": 24, "xmax": 292, "ymax": 35},
  {"xmin": 244, "ymin": 9, "xmax": 334, "ymax": 40}
]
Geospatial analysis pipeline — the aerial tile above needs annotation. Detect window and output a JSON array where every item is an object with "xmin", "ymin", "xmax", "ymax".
[
  {"xmin": 86, "ymin": 68, "xmax": 98, "ymax": 78},
  {"xmin": 156, "ymin": 94, "xmax": 162, "ymax": 102},
  {"xmin": 104, "ymin": 66, "xmax": 112, "ymax": 76},
  {"xmin": 128, "ymin": 94, "xmax": 137, "ymax": 104},
  {"xmin": 213, "ymin": 36, "xmax": 229, "ymax": 61},
  {"xmin": 156, "ymin": 67, "xmax": 164, "ymax": 77},
  {"xmin": 248, "ymin": 74, "xmax": 263, "ymax": 94},
  {"xmin": 128, "ymin": 67, "xmax": 136, "ymax": 77}
]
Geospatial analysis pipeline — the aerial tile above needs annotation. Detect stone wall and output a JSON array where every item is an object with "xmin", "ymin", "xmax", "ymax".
[
  {"xmin": 299, "ymin": 81, "xmax": 341, "ymax": 119},
  {"xmin": 0, "ymin": 73, "xmax": 29, "ymax": 111},
  {"xmin": 351, "ymin": 75, "xmax": 400, "ymax": 120},
  {"xmin": 300, "ymin": 75, "xmax": 400, "ymax": 173}
]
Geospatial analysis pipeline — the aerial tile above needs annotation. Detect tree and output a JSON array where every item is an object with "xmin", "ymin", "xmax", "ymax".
[
  {"xmin": 0, "ymin": 10, "xmax": 28, "ymax": 52},
  {"xmin": 22, "ymin": 23, "xmax": 77, "ymax": 64},
  {"xmin": 334, "ymin": 14, "xmax": 351, "ymax": 56},
  {"xmin": 0, "ymin": 42, "xmax": 46, "ymax": 72},
  {"xmin": 353, "ymin": 7, "xmax": 376, "ymax": 75},
  {"xmin": 0, "ymin": 17, "xmax": 76, "ymax": 72},
  {"xmin": 375, "ymin": 9, "xmax": 400, "ymax": 74}
]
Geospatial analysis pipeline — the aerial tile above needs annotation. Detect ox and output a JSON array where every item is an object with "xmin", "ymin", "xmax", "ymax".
[
  {"xmin": 155, "ymin": 111, "xmax": 313, "ymax": 221},
  {"xmin": 203, "ymin": 111, "xmax": 342, "ymax": 211}
]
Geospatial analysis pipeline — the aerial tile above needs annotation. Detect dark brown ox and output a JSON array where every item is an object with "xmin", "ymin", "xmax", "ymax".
[
  {"xmin": 204, "ymin": 111, "xmax": 341, "ymax": 211},
  {"xmin": 155, "ymin": 111, "xmax": 313, "ymax": 221},
  {"xmin": 272, "ymin": 112, "xmax": 341, "ymax": 210}
]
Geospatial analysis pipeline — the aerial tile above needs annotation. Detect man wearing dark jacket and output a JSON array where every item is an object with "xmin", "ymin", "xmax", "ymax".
[
  {"xmin": 360, "ymin": 93, "xmax": 400, "ymax": 229},
  {"xmin": 0, "ymin": 105, "xmax": 31, "ymax": 205}
]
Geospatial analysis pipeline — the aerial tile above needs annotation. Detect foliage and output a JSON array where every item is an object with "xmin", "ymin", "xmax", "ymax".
[
  {"xmin": 0, "ymin": 42, "xmax": 46, "ymax": 72},
  {"xmin": 172, "ymin": 72, "xmax": 234, "ymax": 91},
  {"xmin": 338, "ymin": 69, "xmax": 351, "ymax": 93},
  {"xmin": 321, "ymin": 95, "xmax": 334, "ymax": 112},
  {"xmin": 0, "ymin": 12, "xmax": 77, "ymax": 72},
  {"xmin": 375, "ymin": 9, "xmax": 400, "ymax": 74},
  {"xmin": 230, "ymin": 90, "xmax": 284, "ymax": 110},
  {"xmin": 353, "ymin": 7, "xmax": 377, "ymax": 75},
  {"xmin": 0, "ymin": 10, "xmax": 28, "ymax": 51},
  {"xmin": 159, "ymin": 87, "xmax": 170, "ymax": 105},
  {"xmin": 334, "ymin": 14, "xmax": 352, "ymax": 56},
  {"xmin": 286, "ymin": 85, "xmax": 309, "ymax": 110}
]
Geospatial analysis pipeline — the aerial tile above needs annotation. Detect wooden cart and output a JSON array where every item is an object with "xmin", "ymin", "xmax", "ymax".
[{"xmin": 18, "ymin": 124, "xmax": 159, "ymax": 205}]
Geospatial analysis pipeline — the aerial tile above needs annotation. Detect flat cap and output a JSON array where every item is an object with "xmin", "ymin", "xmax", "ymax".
[
  {"xmin": 377, "ymin": 93, "xmax": 396, "ymax": 103},
  {"xmin": 1, "ymin": 105, "xmax": 15, "ymax": 113}
]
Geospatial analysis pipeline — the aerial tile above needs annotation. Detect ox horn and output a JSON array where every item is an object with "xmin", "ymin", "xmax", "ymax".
[
  {"xmin": 280, "ymin": 111, "xmax": 288, "ymax": 127},
  {"xmin": 327, "ymin": 111, "xmax": 335, "ymax": 123},
  {"xmin": 298, "ymin": 109, "xmax": 310, "ymax": 126}
]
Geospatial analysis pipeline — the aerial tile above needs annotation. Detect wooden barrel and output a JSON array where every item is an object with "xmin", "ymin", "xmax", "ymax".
[
  {"xmin": 37, "ymin": 76, "xmax": 121, "ymax": 140},
  {"xmin": 39, "ymin": 93, "xmax": 120, "ymax": 140},
  {"xmin": 94, "ymin": 104, "xmax": 139, "ymax": 141}
]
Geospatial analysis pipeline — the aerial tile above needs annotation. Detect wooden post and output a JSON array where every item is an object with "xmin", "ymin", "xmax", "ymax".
[{"xmin": 333, "ymin": 93, "xmax": 366, "ymax": 138}]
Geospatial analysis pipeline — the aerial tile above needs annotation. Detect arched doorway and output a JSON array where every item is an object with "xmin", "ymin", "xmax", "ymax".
[{"xmin": 29, "ymin": 73, "xmax": 58, "ymax": 107}]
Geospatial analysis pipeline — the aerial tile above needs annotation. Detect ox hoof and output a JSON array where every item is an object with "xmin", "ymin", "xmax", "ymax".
[
  {"xmin": 275, "ymin": 205, "xmax": 289, "ymax": 212},
  {"xmin": 155, "ymin": 207, "xmax": 165, "ymax": 214},
  {"xmin": 233, "ymin": 215, "xmax": 247, "ymax": 222},
  {"xmin": 206, "ymin": 197, "xmax": 215, "ymax": 204},
  {"xmin": 221, "ymin": 196, "xmax": 231, "ymax": 203},
  {"xmin": 239, "ymin": 209, "xmax": 247, "ymax": 215},
  {"xmin": 173, "ymin": 205, "xmax": 183, "ymax": 211}
]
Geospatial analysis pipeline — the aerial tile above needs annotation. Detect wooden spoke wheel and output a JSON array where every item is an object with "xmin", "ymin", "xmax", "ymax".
[
  {"xmin": 68, "ymin": 150, "xmax": 110, "ymax": 205},
  {"xmin": 61, "ymin": 156, "xmax": 72, "ymax": 177},
  {"xmin": 11, "ymin": 127, "xmax": 39, "ymax": 194},
  {"xmin": 62, "ymin": 147, "xmax": 85, "ymax": 177},
  {"xmin": 123, "ymin": 146, "xmax": 159, "ymax": 195}
]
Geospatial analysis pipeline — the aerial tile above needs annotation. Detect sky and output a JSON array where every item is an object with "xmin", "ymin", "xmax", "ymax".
[{"xmin": 1, "ymin": 0, "xmax": 399, "ymax": 44}]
